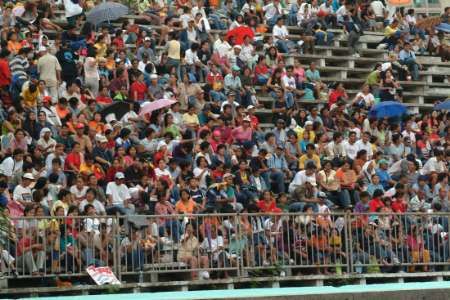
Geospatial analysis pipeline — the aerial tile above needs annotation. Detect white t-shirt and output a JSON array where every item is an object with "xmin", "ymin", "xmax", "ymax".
[
  {"xmin": 282, "ymin": 75, "xmax": 296, "ymax": 89},
  {"xmin": 263, "ymin": 3, "xmax": 283, "ymax": 21},
  {"xmin": 289, "ymin": 170, "xmax": 316, "ymax": 193},
  {"xmin": 272, "ymin": 25, "xmax": 289, "ymax": 43},
  {"xmin": 371, "ymin": 1, "xmax": 385, "ymax": 18},
  {"xmin": 355, "ymin": 140, "xmax": 373, "ymax": 158},
  {"xmin": 79, "ymin": 199, "xmax": 106, "ymax": 215},
  {"xmin": 355, "ymin": 92, "xmax": 375, "ymax": 107},
  {"xmin": 154, "ymin": 167, "xmax": 172, "ymax": 179},
  {"xmin": 421, "ymin": 157, "xmax": 446, "ymax": 175},
  {"xmin": 193, "ymin": 167, "xmax": 210, "ymax": 189},
  {"xmin": 185, "ymin": 49, "xmax": 200, "ymax": 65},
  {"xmin": 106, "ymin": 182, "xmax": 131, "ymax": 206},
  {"xmin": 13, "ymin": 184, "xmax": 32, "ymax": 203},
  {"xmin": 349, "ymin": 127, "xmax": 361, "ymax": 139},
  {"xmin": 402, "ymin": 130, "xmax": 416, "ymax": 144},
  {"xmin": 200, "ymin": 236, "xmax": 224, "ymax": 260},
  {"xmin": 0, "ymin": 157, "xmax": 23, "ymax": 177},
  {"xmin": 70, "ymin": 185, "xmax": 88, "ymax": 200},
  {"xmin": 343, "ymin": 140, "xmax": 358, "ymax": 160},
  {"xmin": 84, "ymin": 217, "xmax": 100, "ymax": 234}
]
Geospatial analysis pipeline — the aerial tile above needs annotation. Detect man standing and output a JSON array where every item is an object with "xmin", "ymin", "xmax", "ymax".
[{"xmin": 37, "ymin": 46, "xmax": 61, "ymax": 103}]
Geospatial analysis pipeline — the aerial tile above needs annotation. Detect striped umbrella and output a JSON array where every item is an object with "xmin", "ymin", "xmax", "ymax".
[{"xmin": 86, "ymin": 2, "xmax": 129, "ymax": 26}]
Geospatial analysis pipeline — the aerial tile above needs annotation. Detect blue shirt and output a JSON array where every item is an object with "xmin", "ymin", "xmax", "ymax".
[
  {"xmin": 367, "ymin": 183, "xmax": 385, "ymax": 195},
  {"xmin": 399, "ymin": 49, "xmax": 416, "ymax": 61},
  {"xmin": 268, "ymin": 154, "xmax": 288, "ymax": 171},
  {"xmin": 375, "ymin": 168, "xmax": 392, "ymax": 190}
]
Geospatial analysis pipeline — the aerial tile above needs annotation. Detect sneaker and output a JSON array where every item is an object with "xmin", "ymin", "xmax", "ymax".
[
  {"xmin": 353, "ymin": 53, "xmax": 360, "ymax": 57},
  {"xmin": 377, "ymin": 43, "xmax": 387, "ymax": 50},
  {"xmin": 280, "ymin": 271, "xmax": 286, "ymax": 277},
  {"xmin": 263, "ymin": 260, "xmax": 270, "ymax": 266}
]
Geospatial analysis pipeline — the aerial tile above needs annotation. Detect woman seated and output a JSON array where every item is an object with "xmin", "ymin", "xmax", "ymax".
[{"xmin": 177, "ymin": 223, "xmax": 209, "ymax": 280}]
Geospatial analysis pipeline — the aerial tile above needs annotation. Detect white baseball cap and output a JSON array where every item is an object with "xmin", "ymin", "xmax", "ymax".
[
  {"xmin": 115, "ymin": 172, "xmax": 125, "ymax": 179},
  {"xmin": 22, "ymin": 173, "xmax": 35, "ymax": 180}
]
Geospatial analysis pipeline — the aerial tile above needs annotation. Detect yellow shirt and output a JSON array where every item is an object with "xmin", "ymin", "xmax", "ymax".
[
  {"xmin": 21, "ymin": 88, "xmax": 39, "ymax": 108},
  {"xmin": 295, "ymin": 127, "xmax": 316, "ymax": 142},
  {"xmin": 95, "ymin": 42, "xmax": 107, "ymax": 58},
  {"xmin": 384, "ymin": 25, "xmax": 398, "ymax": 37},
  {"xmin": 182, "ymin": 113, "xmax": 199, "ymax": 126},
  {"xmin": 298, "ymin": 154, "xmax": 321, "ymax": 170}
]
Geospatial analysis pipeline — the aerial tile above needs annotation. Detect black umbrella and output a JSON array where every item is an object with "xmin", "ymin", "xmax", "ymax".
[{"xmin": 99, "ymin": 101, "xmax": 134, "ymax": 122}]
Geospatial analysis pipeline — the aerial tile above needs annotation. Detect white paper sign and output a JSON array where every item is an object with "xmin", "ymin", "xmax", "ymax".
[{"xmin": 86, "ymin": 266, "xmax": 121, "ymax": 286}]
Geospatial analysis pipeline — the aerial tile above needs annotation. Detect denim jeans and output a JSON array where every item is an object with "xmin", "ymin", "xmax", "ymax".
[
  {"xmin": 400, "ymin": 58, "xmax": 419, "ymax": 80},
  {"xmin": 285, "ymin": 91, "xmax": 295, "ymax": 108},
  {"xmin": 269, "ymin": 170, "xmax": 285, "ymax": 194},
  {"xmin": 256, "ymin": 74, "xmax": 269, "ymax": 85},
  {"xmin": 315, "ymin": 31, "xmax": 334, "ymax": 46}
]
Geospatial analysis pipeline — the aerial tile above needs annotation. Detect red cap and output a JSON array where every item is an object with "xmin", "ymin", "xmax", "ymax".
[
  {"xmin": 42, "ymin": 96, "xmax": 52, "ymax": 103},
  {"xmin": 76, "ymin": 123, "xmax": 85, "ymax": 129}
]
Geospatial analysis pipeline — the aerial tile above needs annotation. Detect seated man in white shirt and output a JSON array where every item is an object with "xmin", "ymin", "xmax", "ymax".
[
  {"xmin": 185, "ymin": 43, "xmax": 207, "ymax": 82},
  {"xmin": 273, "ymin": 17, "xmax": 294, "ymax": 53},
  {"xmin": 13, "ymin": 173, "xmax": 35, "ymax": 207},
  {"xmin": 79, "ymin": 188, "xmax": 106, "ymax": 216},
  {"xmin": 420, "ymin": 150, "xmax": 449, "ymax": 183},
  {"xmin": 263, "ymin": 0, "xmax": 284, "ymax": 26},
  {"xmin": 106, "ymin": 172, "xmax": 135, "ymax": 215}
]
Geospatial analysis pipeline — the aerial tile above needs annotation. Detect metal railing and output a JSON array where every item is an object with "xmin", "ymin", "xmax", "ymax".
[{"xmin": 2, "ymin": 212, "xmax": 450, "ymax": 281}]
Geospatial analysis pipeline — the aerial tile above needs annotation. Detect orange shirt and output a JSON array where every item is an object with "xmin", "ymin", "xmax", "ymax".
[
  {"xmin": 335, "ymin": 168, "xmax": 357, "ymax": 188},
  {"xmin": 175, "ymin": 199, "xmax": 196, "ymax": 214},
  {"xmin": 310, "ymin": 235, "xmax": 329, "ymax": 251},
  {"xmin": 7, "ymin": 41, "xmax": 22, "ymax": 54},
  {"xmin": 56, "ymin": 105, "xmax": 70, "ymax": 120},
  {"xmin": 88, "ymin": 120, "xmax": 105, "ymax": 133}
]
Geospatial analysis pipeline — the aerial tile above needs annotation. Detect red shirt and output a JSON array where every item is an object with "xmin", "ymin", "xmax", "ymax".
[
  {"xmin": 391, "ymin": 198, "xmax": 407, "ymax": 213},
  {"xmin": 65, "ymin": 152, "xmax": 82, "ymax": 171},
  {"xmin": 0, "ymin": 58, "xmax": 11, "ymax": 87},
  {"xmin": 255, "ymin": 64, "xmax": 269, "ymax": 78},
  {"xmin": 96, "ymin": 95, "xmax": 113, "ymax": 105},
  {"xmin": 328, "ymin": 89, "xmax": 347, "ymax": 107},
  {"xmin": 368, "ymin": 197, "xmax": 385, "ymax": 212},
  {"xmin": 206, "ymin": 72, "xmax": 224, "ymax": 85},
  {"xmin": 250, "ymin": 115, "xmax": 259, "ymax": 129},
  {"xmin": 17, "ymin": 237, "xmax": 32, "ymax": 256},
  {"xmin": 112, "ymin": 37, "xmax": 125, "ymax": 50},
  {"xmin": 130, "ymin": 81, "xmax": 147, "ymax": 101},
  {"xmin": 256, "ymin": 200, "xmax": 278, "ymax": 213}
]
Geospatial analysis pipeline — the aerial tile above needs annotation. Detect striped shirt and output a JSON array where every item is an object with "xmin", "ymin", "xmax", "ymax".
[{"xmin": 9, "ymin": 55, "xmax": 29, "ymax": 81}]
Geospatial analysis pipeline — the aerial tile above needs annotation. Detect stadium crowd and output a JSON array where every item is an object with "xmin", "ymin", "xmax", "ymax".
[{"xmin": 0, "ymin": 0, "xmax": 449, "ymax": 283}]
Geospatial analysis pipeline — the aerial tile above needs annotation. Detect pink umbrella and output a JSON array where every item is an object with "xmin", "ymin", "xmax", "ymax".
[{"xmin": 139, "ymin": 99, "xmax": 177, "ymax": 116}]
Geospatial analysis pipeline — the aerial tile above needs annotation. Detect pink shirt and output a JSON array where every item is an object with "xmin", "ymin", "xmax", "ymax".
[
  {"xmin": 231, "ymin": 126, "xmax": 253, "ymax": 143},
  {"xmin": 294, "ymin": 67, "xmax": 305, "ymax": 83}
]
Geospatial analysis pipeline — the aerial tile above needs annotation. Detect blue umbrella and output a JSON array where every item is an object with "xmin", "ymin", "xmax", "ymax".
[
  {"xmin": 435, "ymin": 23, "xmax": 450, "ymax": 34},
  {"xmin": 434, "ymin": 99, "xmax": 450, "ymax": 110},
  {"xmin": 369, "ymin": 101, "xmax": 407, "ymax": 119},
  {"xmin": 86, "ymin": 2, "xmax": 129, "ymax": 26}
]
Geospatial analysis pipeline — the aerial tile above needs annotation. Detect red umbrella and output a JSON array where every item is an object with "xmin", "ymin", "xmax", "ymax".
[{"xmin": 226, "ymin": 26, "xmax": 254, "ymax": 45}]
